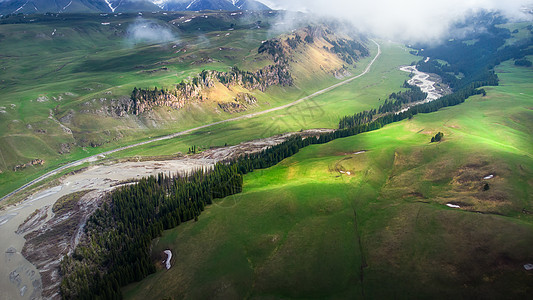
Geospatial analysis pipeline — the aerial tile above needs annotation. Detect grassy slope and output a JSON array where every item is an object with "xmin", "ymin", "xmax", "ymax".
[
  {"xmin": 497, "ymin": 22, "xmax": 533, "ymax": 48},
  {"xmin": 106, "ymin": 41, "xmax": 410, "ymax": 159},
  {"xmin": 0, "ymin": 13, "xmax": 376, "ymax": 199},
  {"xmin": 123, "ymin": 60, "xmax": 533, "ymax": 299}
]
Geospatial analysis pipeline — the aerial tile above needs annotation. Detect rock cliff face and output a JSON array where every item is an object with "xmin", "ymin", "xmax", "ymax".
[
  {"xmin": 217, "ymin": 65, "xmax": 293, "ymax": 92},
  {"xmin": 129, "ymin": 63, "xmax": 292, "ymax": 115},
  {"xmin": 126, "ymin": 25, "xmax": 368, "ymax": 116},
  {"xmin": 131, "ymin": 92, "xmax": 188, "ymax": 115},
  {"xmin": 80, "ymin": 96, "xmax": 136, "ymax": 117}
]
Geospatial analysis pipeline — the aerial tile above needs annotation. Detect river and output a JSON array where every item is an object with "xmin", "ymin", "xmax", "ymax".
[
  {"xmin": 399, "ymin": 60, "xmax": 452, "ymax": 112},
  {"xmin": 0, "ymin": 129, "xmax": 332, "ymax": 299}
]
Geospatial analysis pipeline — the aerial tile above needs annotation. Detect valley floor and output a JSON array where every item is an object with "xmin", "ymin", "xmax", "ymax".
[
  {"xmin": 1, "ymin": 39, "xmax": 531, "ymax": 299},
  {"xmin": 122, "ymin": 60, "xmax": 533, "ymax": 299},
  {"xmin": 0, "ymin": 40, "xmax": 387, "ymax": 299},
  {"xmin": 0, "ymin": 40, "xmax": 380, "ymax": 205}
]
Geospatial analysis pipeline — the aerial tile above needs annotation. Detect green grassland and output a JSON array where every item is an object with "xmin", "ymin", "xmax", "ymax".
[
  {"xmin": 123, "ymin": 59, "xmax": 533, "ymax": 298},
  {"xmin": 106, "ymin": 41, "xmax": 412, "ymax": 159},
  {"xmin": 497, "ymin": 22, "xmax": 533, "ymax": 48},
  {"xmin": 0, "ymin": 12, "xmax": 378, "ymax": 199}
]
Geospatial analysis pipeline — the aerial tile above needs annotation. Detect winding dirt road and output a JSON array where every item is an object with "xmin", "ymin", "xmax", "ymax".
[
  {"xmin": 0, "ymin": 40, "xmax": 381, "ymax": 204},
  {"xmin": 0, "ymin": 40, "xmax": 381, "ymax": 300}
]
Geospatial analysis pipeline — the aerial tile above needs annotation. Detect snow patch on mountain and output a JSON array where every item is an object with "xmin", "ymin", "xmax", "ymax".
[
  {"xmin": 62, "ymin": 0, "xmax": 73, "ymax": 11},
  {"xmin": 104, "ymin": 0, "xmax": 116, "ymax": 12},
  {"xmin": 186, "ymin": 0, "xmax": 198, "ymax": 9},
  {"xmin": 13, "ymin": 0, "xmax": 29, "ymax": 13},
  {"xmin": 152, "ymin": 0, "xmax": 166, "ymax": 9}
]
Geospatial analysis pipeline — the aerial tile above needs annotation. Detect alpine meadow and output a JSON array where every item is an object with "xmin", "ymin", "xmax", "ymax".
[{"xmin": 0, "ymin": 0, "xmax": 532, "ymax": 299}]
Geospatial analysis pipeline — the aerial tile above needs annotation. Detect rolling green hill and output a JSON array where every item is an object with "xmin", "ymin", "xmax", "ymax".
[
  {"xmin": 0, "ymin": 10, "xmax": 532, "ymax": 299},
  {"xmin": 123, "ymin": 57, "xmax": 533, "ymax": 300},
  {"xmin": 0, "ymin": 11, "xmax": 369, "ymax": 199}
]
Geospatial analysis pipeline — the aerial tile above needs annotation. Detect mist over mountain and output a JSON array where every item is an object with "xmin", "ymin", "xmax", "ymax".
[{"xmin": 264, "ymin": 0, "xmax": 533, "ymax": 43}]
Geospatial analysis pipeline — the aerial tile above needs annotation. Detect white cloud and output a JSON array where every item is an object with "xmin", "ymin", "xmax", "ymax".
[
  {"xmin": 259, "ymin": 0, "xmax": 533, "ymax": 42},
  {"xmin": 126, "ymin": 18, "xmax": 177, "ymax": 45}
]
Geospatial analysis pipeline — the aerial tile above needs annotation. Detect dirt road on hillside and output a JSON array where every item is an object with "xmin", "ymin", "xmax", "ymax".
[
  {"xmin": 0, "ymin": 40, "xmax": 381, "ymax": 204},
  {"xmin": 0, "ymin": 38, "xmax": 385, "ymax": 300}
]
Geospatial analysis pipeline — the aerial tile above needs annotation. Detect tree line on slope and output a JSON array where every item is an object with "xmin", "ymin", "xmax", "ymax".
[
  {"xmin": 338, "ymin": 81, "xmax": 428, "ymax": 129},
  {"xmin": 414, "ymin": 14, "xmax": 532, "ymax": 91},
  {"xmin": 60, "ymin": 164, "xmax": 243, "ymax": 299},
  {"xmin": 59, "ymin": 19, "xmax": 529, "ymax": 298},
  {"xmin": 59, "ymin": 70, "xmax": 492, "ymax": 299}
]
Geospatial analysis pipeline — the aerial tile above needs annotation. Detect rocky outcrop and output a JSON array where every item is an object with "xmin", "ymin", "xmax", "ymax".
[
  {"xmin": 131, "ymin": 92, "xmax": 189, "ymax": 115},
  {"xmin": 125, "ymin": 25, "xmax": 368, "ymax": 116},
  {"xmin": 59, "ymin": 143, "xmax": 76, "ymax": 154},
  {"xmin": 129, "ymin": 64, "xmax": 291, "ymax": 115},
  {"xmin": 218, "ymin": 93, "xmax": 257, "ymax": 113},
  {"xmin": 80, "ymin": 96, "xmax": 136, "ymax": 117},
  {"xmin": 217, "ymin": 65, "xmax": 293, "ymax": 92},
  {"xmin": 13, "ymin": 159, "xmax": 44, "ymax": 172}
]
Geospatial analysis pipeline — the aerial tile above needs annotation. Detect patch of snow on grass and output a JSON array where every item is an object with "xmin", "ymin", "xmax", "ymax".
[
  {"xmin": 164, "ymin": 250, "xmax": 172, "ymax": 269},
  {"xmin": 446, "ymin": 203, "xmax": 460, "ymax": 208}
]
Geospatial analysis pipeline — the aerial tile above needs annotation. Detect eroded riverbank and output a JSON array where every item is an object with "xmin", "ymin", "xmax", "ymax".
[
  {"xmin": 0, "ymin": 129, "xmax": 332, "ymax": 299},
  {"xmin": 399, "ymin": 61, "xmax": 452, "ymax": 108}
]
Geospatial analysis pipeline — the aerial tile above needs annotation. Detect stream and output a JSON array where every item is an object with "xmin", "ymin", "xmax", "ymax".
[
  {"xmin": 0, "ymin": 159, "xmax": 215, "ymax": 299},
  {"xmin": 0, "ymin": 129, "xmax": 330, "ymax": 299},
  {"xmin": 398, "ymin": 60, "xmax": 452, "ymax": 112}
]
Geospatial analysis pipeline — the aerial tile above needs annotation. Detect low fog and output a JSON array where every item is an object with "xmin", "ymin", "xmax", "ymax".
[
  {"xmin": 261, "ymin": 0, "xmax": 533, "ymax": 43},
  {"xmin": 126, "ymin": 18, "xmax": 177, "ymax": 45}
]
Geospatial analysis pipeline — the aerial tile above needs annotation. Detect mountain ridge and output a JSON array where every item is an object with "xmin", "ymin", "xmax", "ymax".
[{"xmin": 0, "ymin": 0, "xmax": 271, "ymax": 15}]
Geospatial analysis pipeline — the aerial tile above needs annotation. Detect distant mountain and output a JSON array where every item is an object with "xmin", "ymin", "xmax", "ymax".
[
  {"xmin": 0, "ymin": 0, "xmax": 160, "ymax": 14},
  {"xmin": 162, "ymin": 0, "xmax": 237, "ymax": 12},
  {"xmin": 161, "ymin": 0, "xmax": 270, "ymax": 12},
  {"xmin": 0, "ymin": 0, "xmax": 104, "ymax": 14},
  {"xmin": 0, "ymin": 0, "xmax": 271, "ymax": 15},
  {"xmin": 234, "ymin": 0, "xmax": 270, "ymax": 10},
  {"xmin": 105, "ymin": 0, "xmax": 161, "ymax": 12}
]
